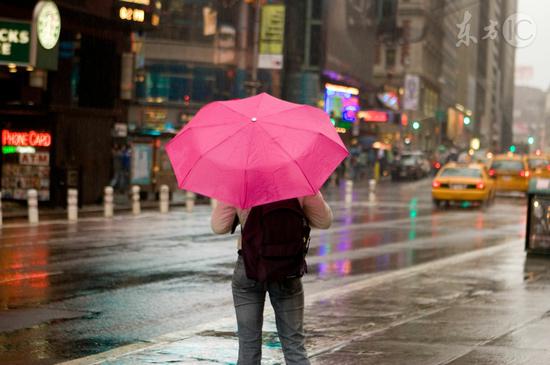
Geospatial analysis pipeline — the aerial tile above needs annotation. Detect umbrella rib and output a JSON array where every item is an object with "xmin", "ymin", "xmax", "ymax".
[
  {"xmin": 259, "ymin": 120, "xmax": 349, "ymax": 155},
  {"xmin": 256, "ymin": 123, "xmax": 316, "ymax": 193},
  {"xmin": 216, "ymin": 101, "xmax": 254, "ymax": 119},
  {"xmin": 259, "ymin": 105, "xmax": 306, "ymax": 119},
  {"xmin": 179, "ymin": 122, "xmax": 253, "ymax": 185}
]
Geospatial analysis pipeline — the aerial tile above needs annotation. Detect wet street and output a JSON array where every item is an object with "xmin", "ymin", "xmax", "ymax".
[{"xmin": 0, "ymin": 179, "xmax": 528, "ymax": 365}]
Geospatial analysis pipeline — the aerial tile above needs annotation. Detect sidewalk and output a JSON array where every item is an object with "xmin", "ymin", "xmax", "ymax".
[
  {"xmin": 1, "ymin": 191, "xmax": 203, "ymax": 221},
  {"xmin": 60, "ymin": 240, "xmax": 550, "ymax": 365},
  {"xmin": 1, "ymin": 179, "xmax": 383, "ymax": 222}
]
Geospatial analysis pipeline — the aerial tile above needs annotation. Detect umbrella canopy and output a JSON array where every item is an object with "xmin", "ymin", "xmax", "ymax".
[{"xmin": 166, "ymin": 93, "xmax": 348, "ymax": 209}]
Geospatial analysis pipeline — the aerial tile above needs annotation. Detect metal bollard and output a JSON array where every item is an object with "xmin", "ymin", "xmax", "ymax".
[
  {"xmin": 210, "ymin": 198, "xmax": 218, "ymax": 210},
  {"xmin": 344, "ymin": 179, "xmax": 353, "ymax": 204},
  {"xmin": 345, "ymin": 179, "xmax": 353, "ymax": 193},
  {"xmin": 0, "ymin": 191, "xmax": 3, "ymax": 227},
  {"xmin": 132, "ymin": 185, "xmax": 141, "ymax": 215},
  {"xmin": 159, "ymin": 185, "xmax": 170, "ymax": 213},
  {"xmin": 368, "ymin": 179, "xmax": 377, "ymax": 192},
  {"xmin": 185, "ymin": 191, "xmax": 195, "ymax": 213},
  {"xmin": 104, "ymin": 186, "xmax": 114, "ymax": 218},
  {"xmin": 27, "ymin": 189, "xmax": 39, "ymax": 224},
  {"xmin": 67, "ymin": 189, "xmax": 78, "ymax": 222}
]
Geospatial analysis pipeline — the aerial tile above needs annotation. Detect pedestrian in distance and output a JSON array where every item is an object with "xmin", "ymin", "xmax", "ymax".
[{"xmin": 211, "ymin": 193, "xmax": 333, "ymax": 364}]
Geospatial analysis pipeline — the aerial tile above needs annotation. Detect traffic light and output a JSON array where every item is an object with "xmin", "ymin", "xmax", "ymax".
[
  {"xmin": 528, "ymin": 136, "xmax": 535, "ymax": 145},
  {"xmin": 330, "ymin": 117, "xmax": 336, "ymax": 126},
  {"xmin": 463, "ymin": 116, "xmax": 471, "ymax": 126},
  {"xmin": 509, "ymin": 145, "xmax": 517, "ymax": 153},
  {"xmin": 412, "ymin": 121, "xmax": 420, "ymax": 130}
]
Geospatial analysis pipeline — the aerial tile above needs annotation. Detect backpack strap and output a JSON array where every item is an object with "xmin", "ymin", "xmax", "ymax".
[{"xmin": 230, "ymin": 213, "xmax": 240, "ymax": 234}]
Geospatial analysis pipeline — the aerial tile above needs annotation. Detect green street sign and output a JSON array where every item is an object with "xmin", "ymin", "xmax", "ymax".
[{"xmin": 0, "ymin": 19, "xmax": 31, "ymax": 65}]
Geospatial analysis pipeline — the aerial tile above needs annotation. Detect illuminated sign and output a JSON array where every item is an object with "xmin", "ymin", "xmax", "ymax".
[
  {"xmin": 324, "ymin": 83, "xmax": 359, "ymax": 123},
  {"xmin": 119, "ymin": 7, "xmax": 145, "ymax": 22},
  {"xmin": 35, "ymin": 1, "xmax": 61, "ymax": 50},
  {"xmin": 377, "ymin": 92, "xmax": 399, "ymax": 111},
  {"xmin": 2, "ymin": 130, "xmax": 52, "ymax": 147},
  {"xmin": 20, "ymin": 152, "xmax": 49, "ymax": 166},
  {"xmin": 357, "ymin": 110, "xmax": 388, "ymax": 123},
  {"xmin": 0, "ymin": 20, "xmax": 31, "ymax": 65},
  {"xmin": 325, "ymin": 83, "xmax": 359, "ymax": 95},
  {"xmin": 115, "ymin": 0, "xmax": 161, "ymax": 26},
  {"xmin": 121, "ymin": 0, "xmax": 150, "ymax": 4}
]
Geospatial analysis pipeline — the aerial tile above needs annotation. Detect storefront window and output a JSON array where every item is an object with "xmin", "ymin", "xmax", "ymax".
[{"xmin": 136, "ymin": 63, "xmax": 232, "ymax": 103}]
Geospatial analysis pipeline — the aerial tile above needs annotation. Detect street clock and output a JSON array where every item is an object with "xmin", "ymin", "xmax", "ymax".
[{"xmin": 36, "ymin": 1, "xmax": 61, "ymax": 50}]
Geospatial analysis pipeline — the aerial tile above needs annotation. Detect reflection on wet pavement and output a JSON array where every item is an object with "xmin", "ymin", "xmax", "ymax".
[{"xmin": 0, "ymin": 180, "xmax": 529, "ymax": 364}]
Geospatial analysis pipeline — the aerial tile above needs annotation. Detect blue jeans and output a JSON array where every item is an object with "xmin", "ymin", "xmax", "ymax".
[{"xmin": 232, "ymin": 256, "xmax": 310, "ymax": 365}]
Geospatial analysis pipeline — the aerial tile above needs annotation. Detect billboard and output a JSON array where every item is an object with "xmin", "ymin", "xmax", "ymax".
[
  {"xmin": 258, "ymin": 4, "xmax": 285, "ymax": 69},
  {"xmin": 324, "ymin": 83, "xmax": 359, "ymax": 123}
]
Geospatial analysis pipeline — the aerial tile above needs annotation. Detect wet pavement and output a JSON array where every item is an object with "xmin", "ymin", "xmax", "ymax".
[{"xmin": 0, "ymin": 178, "xmax": 539, "ymax": 364}]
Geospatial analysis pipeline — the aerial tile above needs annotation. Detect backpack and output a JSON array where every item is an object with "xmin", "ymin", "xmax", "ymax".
[{"xmin": 234, "ymin": 198, "xmax": 311, "ymax": 283}]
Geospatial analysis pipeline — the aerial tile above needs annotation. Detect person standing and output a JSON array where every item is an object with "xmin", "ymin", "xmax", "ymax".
[{"xmin": 211, "ymin": 192, "xmax": 333, "ymax": 365}]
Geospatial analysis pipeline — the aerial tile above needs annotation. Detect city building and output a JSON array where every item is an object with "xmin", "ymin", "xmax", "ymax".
[
  {"xmin": 513, "ymin": 85, "xmax": 546, "ymax": 152},
  {"xmin": 0, "ymin": 0, "xmax": 133, "ymax": 207},
  {"xmin": 373, "ymin": 0, "xmax": 444, "ymax": 152}
]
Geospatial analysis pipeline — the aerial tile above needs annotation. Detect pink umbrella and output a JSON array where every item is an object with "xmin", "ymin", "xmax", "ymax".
[{"xmin": 165, "ymin": 93, "xmax": 348, "ymax": 209}]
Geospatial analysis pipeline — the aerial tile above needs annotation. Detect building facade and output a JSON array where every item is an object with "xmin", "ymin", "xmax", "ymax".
[
  {"xmin": 0, "ymin": 0, "xmax": 132, "ymax": 207},
  {"xmin": 514, "ymin": 85, "xmax": 546, "ymax": 152}
]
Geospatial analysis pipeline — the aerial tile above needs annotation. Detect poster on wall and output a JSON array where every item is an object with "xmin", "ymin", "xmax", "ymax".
[
  {"xmin": 131, "ymin": 143, "xmax": 153, "ymax": 185},
  {"xmin": 258, "ymin": 4, "xmax": 285, "ymax": 69}
]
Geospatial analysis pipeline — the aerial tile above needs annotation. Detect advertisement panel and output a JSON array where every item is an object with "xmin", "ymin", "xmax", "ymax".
[
  {"xmin": 1, "ymin": 129, "xmax": 51, "ymax": 201},
  {"xmin": 131, "ymin": 143, "xmax": 153, "ymax": 185},
  {"xmin": 258, "ymin": 4, "xmax": 285, "ymax": 69},
  {"xmin": 324, "ymin": 83, "xmax": 359, "ymax": 123},
  {"xmin": 403, "ymin": 74, "xmax": 420, "ymax": 111}
]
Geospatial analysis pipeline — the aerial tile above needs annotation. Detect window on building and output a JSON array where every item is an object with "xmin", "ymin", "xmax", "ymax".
[
  {"xmin": 309, "ymin": 24, "xmax": 321, "ymax": 67},
  {"xmin": 386, "ymin": 48, "xmax": 396, "ymax": 68}
]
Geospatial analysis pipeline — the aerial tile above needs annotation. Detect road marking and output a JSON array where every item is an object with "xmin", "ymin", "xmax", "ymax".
[{"xmin": 56, "ymin": 239, "xmax": 521, "ymax": 365}]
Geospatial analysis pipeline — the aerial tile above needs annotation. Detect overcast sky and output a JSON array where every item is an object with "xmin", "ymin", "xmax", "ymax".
[{"xmin": 515, "ymin": 0, "xmax": 550, "ymax": 90}]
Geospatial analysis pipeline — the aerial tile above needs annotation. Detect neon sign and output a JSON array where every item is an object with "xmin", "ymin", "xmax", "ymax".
[
  {"xmin": 357, "ymin": 110, "xmax": 388, "ymax": 123},
  {"xmin": 324, "ymin": 83, "xmax": 359, "ymax": 123},
  {"xmin": 2, "ymin": 130, "xmax": 51, "ymax": 147}
]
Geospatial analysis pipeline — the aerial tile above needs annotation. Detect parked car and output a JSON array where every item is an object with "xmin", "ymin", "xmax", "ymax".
[{"xmin": 391, "ymin": 152, "xmax": 429, "ymax": 180}]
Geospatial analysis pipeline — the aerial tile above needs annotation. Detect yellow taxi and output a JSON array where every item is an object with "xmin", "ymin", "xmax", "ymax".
[
  {"xmin": 432, "ymin": 163, "xmax": 495, "ymax": 207},
  {"xmin": 489, "ymin": 154, "xmax": 530, "ymax": 192},
  {"xmin": 525, "ymin": 154, "xmax": 550, "ymax": 179}
]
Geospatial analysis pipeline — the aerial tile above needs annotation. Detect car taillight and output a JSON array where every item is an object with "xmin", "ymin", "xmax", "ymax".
[
  {"xmin": 432, "ymin": 181, "xmax": 441, "ymax": 188},
  {"xmin": 435, "ymin": 162, "xmax": 441, "ymax": 169},
  {"xmin": 520, "ymin": 170, "xmax": 530, "ymax": 177},
  {"xmin": 489, "ymin": 169, "xmax": 495, "ymax": 177},
  {"xmin": 476, "ymin": 182, "xmax": 485, "ymax": 189}
]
